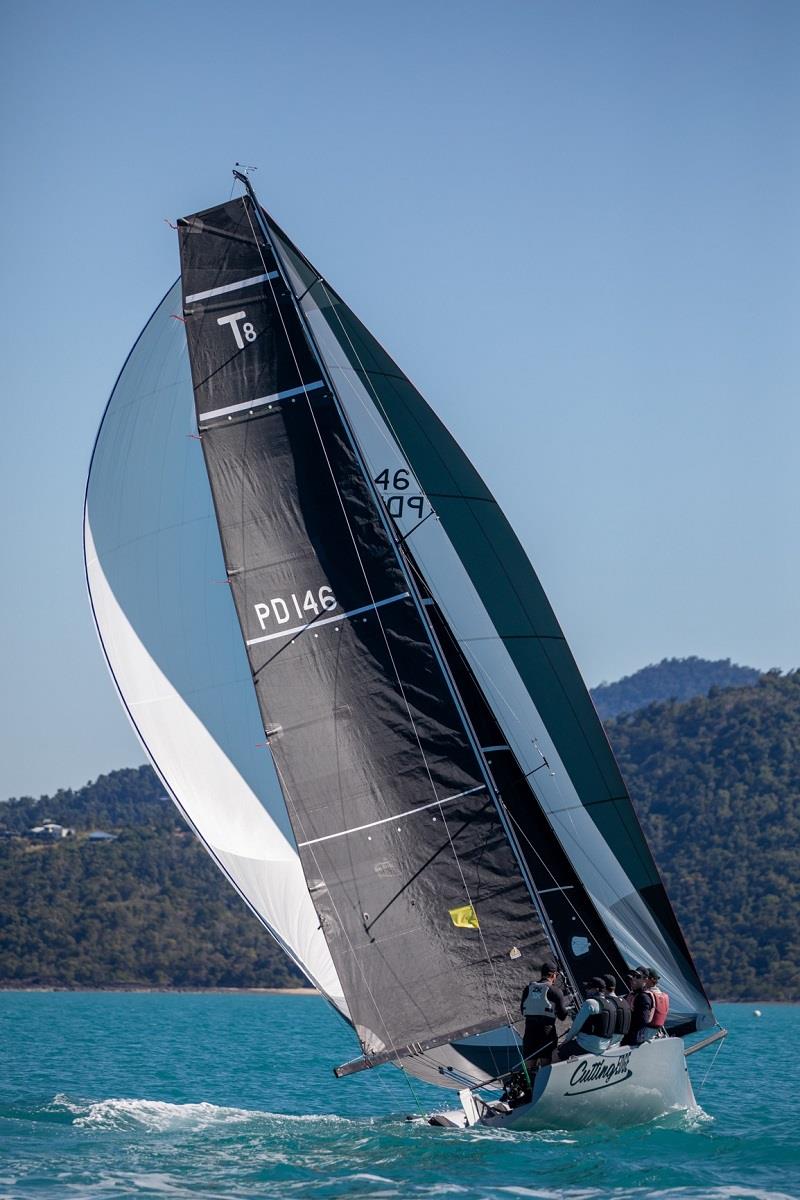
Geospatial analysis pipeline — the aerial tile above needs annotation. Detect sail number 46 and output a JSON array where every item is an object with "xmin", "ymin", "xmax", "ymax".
[{"xmin": 374, "ymin": 467, "xmax": 425, "ymax": 520}]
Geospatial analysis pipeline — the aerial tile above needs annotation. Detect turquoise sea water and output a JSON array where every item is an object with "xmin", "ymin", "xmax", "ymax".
[{"xmin": 1, "ymin": 994, "xmax": 797, "ymax": 1199}]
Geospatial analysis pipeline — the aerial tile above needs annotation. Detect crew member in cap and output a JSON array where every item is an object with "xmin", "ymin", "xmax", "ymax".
[
  {"xmin": 622, "ymin": 968, "xmax": 654, "ymax": 1045},
  {"xmin": 638, "ymin": 966, "xmax": 669, "ymax": 1042},
  {"xmin": 557, "ymin": 977, "xmax": 617, "ymax": 1060},
  {"xmin": 520, "ymin": 959, "xmax": 571, "ymax": 1070}
]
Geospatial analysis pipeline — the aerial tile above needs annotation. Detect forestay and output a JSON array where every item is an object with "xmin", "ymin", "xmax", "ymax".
[{"xmin": 178, "ymin": 197, "xmax": 553, "ymax": 1061}]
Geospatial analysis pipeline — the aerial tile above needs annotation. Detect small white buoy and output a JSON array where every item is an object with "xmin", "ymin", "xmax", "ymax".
[{"xmin": 753, "ymin": 1009, "xmax": 762, "ymax": 1018}]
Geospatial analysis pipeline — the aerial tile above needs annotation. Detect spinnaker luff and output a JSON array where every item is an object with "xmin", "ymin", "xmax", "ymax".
[{"xmin": 85, "ymin": 176, "xmax": 715, "ymax": 1094}]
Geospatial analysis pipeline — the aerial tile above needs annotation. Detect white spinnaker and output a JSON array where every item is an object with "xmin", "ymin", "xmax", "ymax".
[
  {"xmin": 84, "ymin": 282, "xmax": 345, "ymax": 1012},
  {"xmin": 283, "ymin": 273, "xmax": 711, "ymax": 1029}
]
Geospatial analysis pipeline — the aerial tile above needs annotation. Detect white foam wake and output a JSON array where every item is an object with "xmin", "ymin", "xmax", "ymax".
[
  {"xmin": 50, "ymin": 1094, "xmax": 351, "ymax": 1133},
  {"xmin": 53, "ymin": 1094, "xmax": 255, "ymax": 1132}
]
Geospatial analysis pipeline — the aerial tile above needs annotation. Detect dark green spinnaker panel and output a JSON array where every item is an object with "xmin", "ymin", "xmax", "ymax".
[{"xmin": 266, "ymin": 215, "xmax": 713, "ymax": 1030}]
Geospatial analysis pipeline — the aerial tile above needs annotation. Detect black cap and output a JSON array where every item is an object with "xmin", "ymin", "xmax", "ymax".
[
  {"xmin": 643, "ymin": 966, "xmax": 660, "ymax": 982},
  {"xmin": 540, "ymin": 959, "xmax": 558, "ymax": 975},
  {"xmin": 603, "ymin": 974, "xmax": 617, "ymax": 991},
  {"xmin": 584, "ymin": 976, "xmax": 606, "ymax": 992}
]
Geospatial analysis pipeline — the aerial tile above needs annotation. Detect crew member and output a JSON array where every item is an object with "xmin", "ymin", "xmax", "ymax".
[
  {"xmin": 603, "ymin": 973, "xmax": 630, "ymax": 1044},
  {"xmin": 639, "ymin": 967, "xmax": 669, "ymax": 1041},
  {"xmin": 557, "ymin": 977, "xmax": 616, "ymax": 1060},
  {"xmin": 520, "ymin": 959, "xmax": 571, "ymax": 1069},
  {"xmin": 623, "ymin": 969, "xmax": 654, "ymax": 1045}
]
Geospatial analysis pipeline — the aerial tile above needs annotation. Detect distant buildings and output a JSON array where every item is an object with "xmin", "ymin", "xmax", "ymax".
[
  {"xmin": 20, "ymin": 824, "xmax": 117, "ymax": 842},
  {"xmin": 29, "ymin": 822, "xmax": 72, "ymax": 839}
]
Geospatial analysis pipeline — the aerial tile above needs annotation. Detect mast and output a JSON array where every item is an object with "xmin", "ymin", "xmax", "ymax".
[{"xmin": 235, "ymin": 171, "xmax": 572, "ymax": 995}]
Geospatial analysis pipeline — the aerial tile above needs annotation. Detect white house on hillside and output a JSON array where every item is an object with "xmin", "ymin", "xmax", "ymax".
[{"xmin": 29, "ymin": 822, "xmax": 72, "ymax": 839}]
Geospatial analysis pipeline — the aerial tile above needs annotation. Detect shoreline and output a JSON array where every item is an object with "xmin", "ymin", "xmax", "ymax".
[
  {"xmin": 0, "ymin": 985, "xmax": 320, "ymax": 994},
  {"xmin": 0, "ymin": 987, "xmax": 792, "ymax": 1003}
]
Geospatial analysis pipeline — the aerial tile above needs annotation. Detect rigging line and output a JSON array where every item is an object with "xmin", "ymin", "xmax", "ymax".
[
  {"xmin": 240, "ymin": 198, "xmax": 443, "ymax": 811},
  {"xmin": 290, "ymin": 266, "xmax": 552, "ymax": 931},
  {"xmin": 272, "ymin": 755, "xmax": 430, "ymax": 1070},
  {"xmin": 437, "ymin": 800, "xmax": 518, "ymax": 1037},
  {"xmin": 315, "ymin": 278, "xmax": 431, "ymax": 487},
  {"xmin": 697, "ymin": 1030, "xmax": 725, "ymax": 1093},
  {"xmin": 244, "ymin": 227, "xmax": 522, "ymax": 1048},
  {"xmin": 296, "ymin": 275, "xmax": 323, "ymax": 303},
  {"xmin": 238, "ymin": 202, "xmax": 468, "ymax": 1056},
  {"xmin": 358, "ymin": 796, "xmax": 492, "ymax": 931},
  {"xmin": 325, "ymin": 274, "xmax": 617, "ymax": 832},
  {"xmin": 271, "ymin": 757, "xmax": 397, "ymax": 1046},
  {"xmin": 244, "ymin": 198, "xmax": 534, "ymax": 1020},
  {"xmin": 394, "ymin": 509, "xmax": 435, "ymax": 548},
  {"xmin": 398, "ymin": 1063, "xmax": 427, "ymax": 1117},
  {"xmin": 501, "ymin": 802, "xmax": 624, "ymax": 978},
  {"xmin": 294, "ymin": 314, "xmax": 409, "ymax": 463},
  {"xmin": 313, "ymin": 274, "xmax": 686, "ymax": 973}
]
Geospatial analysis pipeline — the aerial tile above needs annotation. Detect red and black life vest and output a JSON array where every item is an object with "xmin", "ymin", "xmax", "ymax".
[{"xmin": 648, "ymin": 990, "xmax": 670, "ymax": 1028}]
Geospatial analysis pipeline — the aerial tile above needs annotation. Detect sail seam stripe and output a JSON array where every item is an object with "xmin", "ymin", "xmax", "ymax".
[
  {"xmin": 185, "ymin": 271, "xmax": 278, "ymax": 303},
  {"xmin": 200, "ymin": 379, "xmax": 325, "ymax": 422},
  {"xmin": 298, "ymin": 785, "xmax": 487, "ymax": 847},
  {"xmin": 245, "ymin": 592, "xmax": 409, "ymax": 646}
]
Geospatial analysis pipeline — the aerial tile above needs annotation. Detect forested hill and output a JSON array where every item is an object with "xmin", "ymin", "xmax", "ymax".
[
  {"xmin": 1, "ymin": 671, "xmax": 798, "ymax": 999},
  {"xmin": 591, "ymin": 656, "xmax": 760, "ymax": 719},
  {"xmin": 605, "ymin": 670, "xmax": 799, "ymax": 1000}
]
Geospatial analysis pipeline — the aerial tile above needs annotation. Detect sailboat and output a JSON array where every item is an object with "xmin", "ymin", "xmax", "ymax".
[{"xmin": 84, "ymin": 172, "xmax": 725, "ymax": 1130}]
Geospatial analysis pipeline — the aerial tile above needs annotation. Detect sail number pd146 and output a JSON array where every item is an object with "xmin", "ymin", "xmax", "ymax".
[{"xmin": 254, "ymin": 587, "xmax": 337, "ymax": 630}]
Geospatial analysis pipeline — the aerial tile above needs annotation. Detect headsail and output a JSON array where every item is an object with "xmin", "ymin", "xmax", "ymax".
[
  {"xmin": 178, "ymin": 196, "xmax": 554, "ymax": 1062},
  {"xmin": 263, "ymin": 209, "xmax": 715, "ymax": 1034},
  {"xmin": 83, "ymin": 281, "xmax": 345, "ymax": 1010}
]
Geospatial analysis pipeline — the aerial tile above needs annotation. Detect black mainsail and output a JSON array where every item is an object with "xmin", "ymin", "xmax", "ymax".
[{"xmin": 178, "ymin": 196, "xmax": 554, "ymax": 1064}]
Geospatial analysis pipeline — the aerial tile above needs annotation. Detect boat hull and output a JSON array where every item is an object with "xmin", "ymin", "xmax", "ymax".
[{"xmin": 431, "ymin": 1038, "xmax": 695, "ymax": 1130}]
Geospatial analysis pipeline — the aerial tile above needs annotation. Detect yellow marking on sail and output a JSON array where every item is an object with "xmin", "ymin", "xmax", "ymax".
[{"xmin": 449, "ymin": 904, "xmax": 479, "ymax": 929}]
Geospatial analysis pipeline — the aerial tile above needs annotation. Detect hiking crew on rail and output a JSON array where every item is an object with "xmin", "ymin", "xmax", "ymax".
[{"xmin": 518, "ymin": 964, "xmax": 669, "ymax": 1073}]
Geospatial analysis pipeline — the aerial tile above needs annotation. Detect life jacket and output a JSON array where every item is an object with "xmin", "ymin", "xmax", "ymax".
[
  {"xmin": 582, "ymin": 996, "xmax": 616, "ymax": 1039},
  {"xmin": 649, "ymin": 989, "xmax": 670, "ymax": 1028},
  {"xmin": 522, "ymin": 981, "xmax": 555, "ymax": 1018},
  {"xmin": 608, "ymin": 994, "xmax": 631, "ymax": 1038}
]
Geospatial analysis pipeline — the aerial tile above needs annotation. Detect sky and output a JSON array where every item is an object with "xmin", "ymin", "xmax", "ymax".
[{"xmin": 1, "ymin": 0, "xmax": 798, "ymax": 800}]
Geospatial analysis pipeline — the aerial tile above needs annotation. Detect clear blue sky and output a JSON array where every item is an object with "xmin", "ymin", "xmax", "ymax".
[{"xmin": 1, "ymin": 0, "xmax": 798, "ymax": 800}]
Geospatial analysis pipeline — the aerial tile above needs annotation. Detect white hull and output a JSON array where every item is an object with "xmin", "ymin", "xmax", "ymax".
[{"xmin": 430, "ymin": 1038, "xmax": 695, "ymax": 1130}]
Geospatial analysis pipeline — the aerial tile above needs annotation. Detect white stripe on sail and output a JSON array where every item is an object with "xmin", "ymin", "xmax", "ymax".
[
  {"xmin": 245, "ymin": 591, "xmax": 409, "ymax": 647},
  {"xmin": 298, "ymin": 785, "xmax": 487, "ymax": 848},
  {"xmin": 200, "ymin": 380, "xmax": 325, "ymax": 422},
  {"xmin": 185, "ymin": 271, "xmax": 279, "ymax": 303}
]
